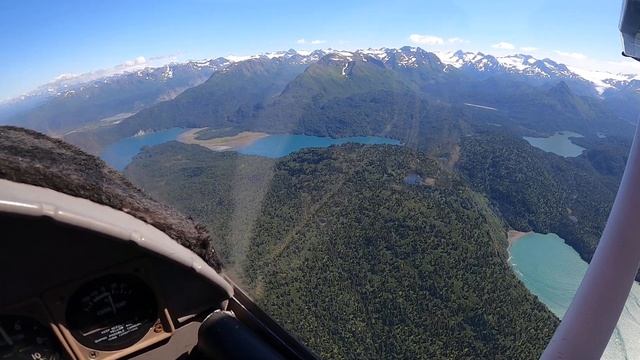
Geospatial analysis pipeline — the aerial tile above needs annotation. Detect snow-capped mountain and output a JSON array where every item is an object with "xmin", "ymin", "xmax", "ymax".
[
  {"xmin": 2, "ymin": 58, "xmax": 230, "ymax": 106},
  {"xmin": 434, "ymin": 50, "xmax": 640, "ymax": 95},
  {"xmin": 295, "ymin": 46, "xmax": 638, "ymax": 96},
  {"xmin": 225, "ymin": 48, "xmax": 328, "ymax": 65},
  {"xmin": 436, "ymin": 50, "xmax": 576, "ymax": 78},
  {"xmin": 1, "ymin": 50, "xmax": 330, "ymax": 111},
  {"xmin": 5, "ymin": 46, "xmax": 637, "ymax": 109},
  {"xmin": 318, "ymin": 47, "xmax": 446, "ymax": 70},
  {"xmin": 282, "ymin": 47, "xmax": 640, "ymax": 96},
  {"xmin": 0, "ymin": 58, "xmax": 233, "ymax": 132},
  {"xmin": 5, "ymin": 46, "xmax": 640, "ymax": 134},
  {"xmin": 0, "ymin": 49, "xmax": 345, "ymax": 132}
]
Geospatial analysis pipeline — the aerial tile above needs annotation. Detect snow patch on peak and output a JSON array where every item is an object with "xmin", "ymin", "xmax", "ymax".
[
  {"xmin": 265, "ymin": 52, "xmax": 287, "ymax": 59},
  {"xmin": 434, "ymin": 51, "xmax": 461, "ymax": 68},
  {"xmin": 497, "ymin": 54, "xmax": 533, "ymax": 71},
  {"xmin": 436, "ymin": 51, "xmax": 481, "ymax": 68},
  {"xmin": 162, "ymin": 66, "xmax": 173, "ymax": 79},
  {"xmin": 54, "ymin": 73, "xmax": 80, "ymax": 82},
  {"xmin": 567, "ymin": 66, "xmax": 637, "ymax": 94},
  {"xmin": 341, "ymin": 62, "xmax": 349, "ymax": 77},
  {"xmin": 336, "ymin": 51, "xmax": 354, "ymax": 58},
  {"xmin": 361, "ymin": 48, "xmax": 389, "ymax": 62},
  {"xmin": 326, "ymin": 50, "xmax": 354, "ymax": 62},
  {"xmin": 226, "ymin": 54, "xmax": 260, "ymax": 63}
]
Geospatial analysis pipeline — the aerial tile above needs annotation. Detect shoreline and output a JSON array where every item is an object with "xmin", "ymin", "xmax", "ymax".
[
  {"xmin": 507, "ymin": 230, "xmax": 533, "ymax": 248},
  {"xmin": 178, "ymin": 128, "xmax": 269, "ymax": 151}
]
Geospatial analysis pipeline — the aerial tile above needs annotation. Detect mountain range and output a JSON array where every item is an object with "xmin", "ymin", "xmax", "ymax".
[
  {"xmin": 0, "ymin": 58, "xmax": 229, "ymax": 134},
  {"xmin": 0, "ymin": 47, "xmax": 640, "ymax": 153},
  {"xmin": 97, "ymin": 47, "xmax": 634, "ymax": 286},
  {"xmin": 7, "ymin": 47, "xmax": 640, "ymax": 101}
]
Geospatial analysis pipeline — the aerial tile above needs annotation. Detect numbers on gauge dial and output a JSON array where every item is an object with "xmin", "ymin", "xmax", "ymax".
[
  {"xmin": 0, "ymin": 315, "xmax": 67, "ymax": 360},
  {"xmin": 65, "ymin": 274, "xmax": 157, "ymax": 352}
]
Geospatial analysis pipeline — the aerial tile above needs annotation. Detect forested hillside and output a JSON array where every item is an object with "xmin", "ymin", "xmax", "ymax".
[
  {"xmin": 244, "ymin": 145, "xmax": 558, "ymax": 359},
  {"xmin": 126, "ymin": 142, "xmax": 558, "ymax": 359},
  {"xmin": 458, "ymin": 129, "xmax": 624, "ymax": 276},
  {"xmin": 65, "ymin": 56, "xmax": 310, "ymax": 154},
  {"xmin": 125, "ymin": 141, "xmax": 275, "ymax": 276}
]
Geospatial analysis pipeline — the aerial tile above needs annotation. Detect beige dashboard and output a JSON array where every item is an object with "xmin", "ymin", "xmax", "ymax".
[
  {"xmin": 45, "ymin": 259, "xmax": 173, "ymax": 360},
  {"xmin": 1, "ymin": 213, "xmax": 230, "ymax": 360}
]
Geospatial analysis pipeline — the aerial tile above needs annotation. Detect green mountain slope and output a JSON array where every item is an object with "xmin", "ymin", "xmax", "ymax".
[
  {"xmin": 124, "ymin": 141, "xmax": 276, "ymax": 275},
  {"xmin": 4, "ymin": 61, "xmax": 224, "ymax": 134},
  {"xmin": 64, "ymin": 57, "xmax": 310, "ymax": 153},
  {"xmin": 457, "ymin": 128, "xmax": 621, "ymax": 275},
  {"xmin": 64, "ymin": 49, "xmax": 633, "ymax": 156},
  {"xmin": 126, "ymin": 58, "xmax": 308, "ymax": 130},
  {"xmin": 243, "ymin": 145, "xmax": 557, "ymax": 359},
  {"xmin": 248, "ymin": 53, "xmax": 466, "ymax": 153},
  {"xmin": 126, "ymin": 142, "xmax": 558, "ymax": 359}
]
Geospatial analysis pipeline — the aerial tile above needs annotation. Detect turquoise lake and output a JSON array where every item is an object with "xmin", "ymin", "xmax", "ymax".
[
  {"xmin": 523, "ymin": 131, "xmax": 586, "ymax": 157},
  {"xmin": 237, "ymin": 134, "xmax": 401, "ymax": 158},
  {"xmin": 101, "ymin": 128, "xmax": 186, "ymax": 171},
  {"xmin": 100, "ymin": 130, "xmax": 401, "ymax": 170},
  {"xmin": 509, "ymin": 233, "xmax": 640, "ymax": 359}
]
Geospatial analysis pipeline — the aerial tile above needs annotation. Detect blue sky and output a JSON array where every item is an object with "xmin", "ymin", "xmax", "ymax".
[{"xmin": 0, "ymin": 0, "xmax": 635, "ymax": 100}]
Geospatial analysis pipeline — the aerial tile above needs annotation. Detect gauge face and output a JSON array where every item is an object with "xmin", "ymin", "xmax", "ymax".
[
  {"xmin": 0, "ymin": 315, "xmax": 67, "ymax": 360},
  {"xmin": 65, "ymin": 273, "xmax": 158, "ymax": 351}
]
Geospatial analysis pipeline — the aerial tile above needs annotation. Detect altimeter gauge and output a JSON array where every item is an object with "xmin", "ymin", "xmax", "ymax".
[{"xmin": 65, "ymin": 274, "xmax": 157, "ymax": 351}]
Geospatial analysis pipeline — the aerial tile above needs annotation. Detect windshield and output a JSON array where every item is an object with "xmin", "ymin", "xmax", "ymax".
[{"xmin": 1, "ymin": 1, "xmax": 639, "ymax": 359}]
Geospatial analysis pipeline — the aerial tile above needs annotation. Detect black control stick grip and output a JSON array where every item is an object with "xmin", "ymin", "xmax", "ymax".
[{"xmin": 195, "ymin": 311, "xmax": 286, "ymax": 360}]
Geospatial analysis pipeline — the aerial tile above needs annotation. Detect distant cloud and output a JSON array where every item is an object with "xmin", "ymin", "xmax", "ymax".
[
  {"xmin": 447, "ymin": 37, "xmax": 467, "ymax": 44},
  {"xmin": 409, "ymin": 34, "xmax": 445, "ymax": 45},
  {"xmin": 520, "ymin": 46, "xmax": 538, "ymax": 52},
  {"xmin": 492, "ymin": 42, "xmax": 516, "ymax": 50},
  {"xmin": 554, "ymin": 50, "xmax": 587, "ymax": 60},
  {"xmin": 409, "ymin": 34, "xmax": 467, "ymax": 46},
  {"xmin": 54, "ymin": 73, "xmax": 80, "ymax": 81},
  {"xmin": 604, "ymin": 59, "xmax": 640, "ymax": 74},
  {"xmin": 123, "ymin": 56, "xmax": 147, "ymax": 67},
  {"xmin": 296, "ymin": 38, "xmax": 326, "ymax": 45},
  {"xmin": 49, "ymin": 54, "xmax": 178, "ymax": 88}
]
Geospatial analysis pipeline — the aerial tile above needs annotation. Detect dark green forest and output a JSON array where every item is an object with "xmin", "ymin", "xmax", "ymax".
[
  {"xmin": 127, "ymin": 142, "xmax": 559, "ymax": 359},
  {"xmin": 125, "ymin": 141, "xmax": 276, "ymax": 276},
  {"xmin": 457, "ymin": 128, "xmax": 628, "ymax": 277}
]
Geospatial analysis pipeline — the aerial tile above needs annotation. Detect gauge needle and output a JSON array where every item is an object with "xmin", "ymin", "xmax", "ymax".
[
  {"xmin": 108, "ymin": 293, "xmax": 117, "ymax": 314},
  {"xmin": 0, "ymin": 326, "xmax": 13, "ymax": 346},
  {"xmin": 82, "ymin": 326, "xmax": 111, "ymax": 336}
]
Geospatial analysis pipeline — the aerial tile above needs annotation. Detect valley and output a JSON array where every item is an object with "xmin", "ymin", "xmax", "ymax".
[
  {"xmin": 6, "ymin": 0, "xmax": 640, "ymax": 357},
  {"xmin": 40, "ymin": 46, "xmax": 635, "ymax": 157},
  {"xmin": 99, "ymin": 126, "xmax": 402, "ymax": 170},
  {"xmin": 125, "ymin": 142, "xmax": 559, "ymax": 359},
  {"xmin": 3, "ymin": 45, "xmax": 638, "ymax": 359},
  {"xmin": 119, "ymin": 118, "xmax": 630, "ymax": 358}
]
